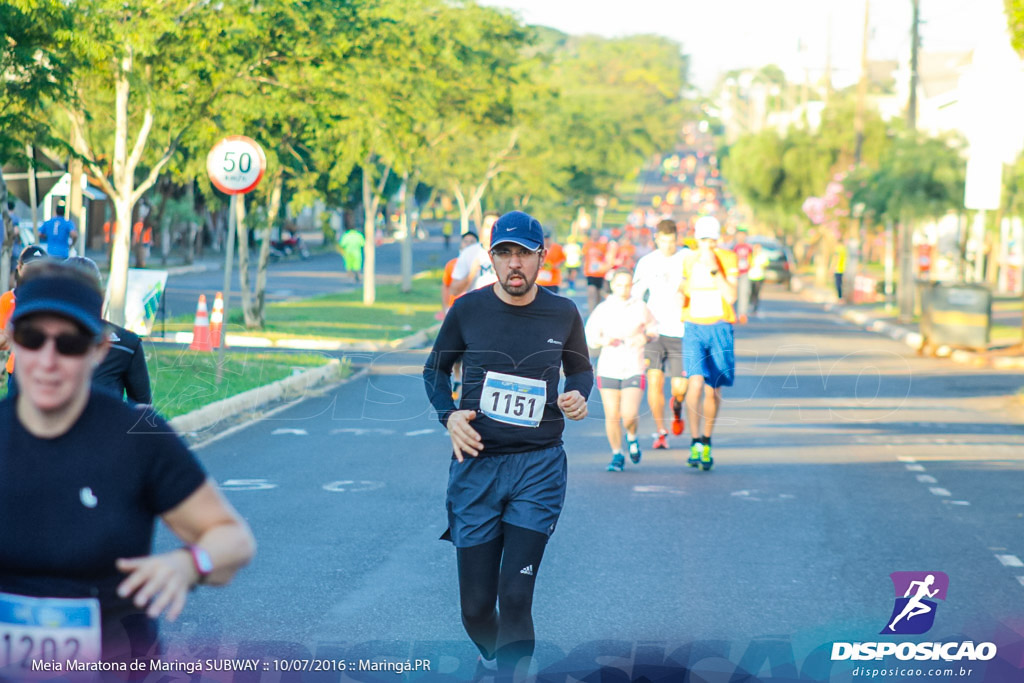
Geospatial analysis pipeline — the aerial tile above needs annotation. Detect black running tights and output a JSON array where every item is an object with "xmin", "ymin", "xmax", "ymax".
[{"xmin": 456, "ymin": 523, "xmax": 549, "ymax": 675}]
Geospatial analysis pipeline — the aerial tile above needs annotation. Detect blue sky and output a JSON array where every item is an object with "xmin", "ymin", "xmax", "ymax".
[{"xmin": 479, "ymin": 0, "xmax": 1002, "ymax": 91}]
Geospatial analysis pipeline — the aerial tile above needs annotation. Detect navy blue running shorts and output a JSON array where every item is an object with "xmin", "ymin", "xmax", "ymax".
[
  {"xmin": 444, "ymin": 445, "xmax": 567, "ymax": 548},
  {"xmin": 683, "ymin": 321, "xmax": 735, "ymax": 388}
]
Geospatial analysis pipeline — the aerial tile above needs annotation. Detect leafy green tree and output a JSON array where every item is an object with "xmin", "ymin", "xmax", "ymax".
[
  {"xmin": 1007, "ymin": 0, "xmax": 1024, "ymax": 56},
  {"xmin": 64, "ymin": 0, "xmax": 276, "ymax": 325},
  {"xmin": 846, "ymin": 133, "xmax": 965, "ymax": 320},
  {"xmin": 0, "ymin": 0, "xmax": 74, "ymax": 290}
]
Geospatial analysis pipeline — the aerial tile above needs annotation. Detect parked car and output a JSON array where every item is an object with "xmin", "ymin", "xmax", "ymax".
[{"xmin": 749, "ymin": 237, "xmax": 795, "ymax": 290}]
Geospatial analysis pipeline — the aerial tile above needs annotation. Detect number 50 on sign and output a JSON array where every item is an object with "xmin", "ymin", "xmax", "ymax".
[{"xmin": 206, "ymin": 135, "xmax": 267, "ymax": 195}]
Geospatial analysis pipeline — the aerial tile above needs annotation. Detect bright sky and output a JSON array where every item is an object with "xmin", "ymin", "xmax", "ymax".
[{"xmin": 479, "ymin": 0, "xmax": 1007, "ymax": 91}]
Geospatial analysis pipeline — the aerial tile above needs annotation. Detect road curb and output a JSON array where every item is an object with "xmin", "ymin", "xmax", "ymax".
[
  {"xmin": 169, "ymin": 358, "xmax": 347, "ymax": 436},
  {"xmin": 153, "ymin": 322, "xmax": 443, "ymax": 353},
  {"xmin": 794, "ymin": 275, "xmax": 1024, "ymax": 369}
]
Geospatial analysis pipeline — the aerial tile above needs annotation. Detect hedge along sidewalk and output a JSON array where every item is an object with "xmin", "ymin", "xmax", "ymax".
[{"xmin": 154, "ymin": 272, "xmax": 444, "ymax": 352}]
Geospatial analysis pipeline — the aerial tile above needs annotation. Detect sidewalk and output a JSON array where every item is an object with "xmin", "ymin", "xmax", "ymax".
[{"xmin": 794, "ymin": 275, "xmax": 1024, "ymax": 370}]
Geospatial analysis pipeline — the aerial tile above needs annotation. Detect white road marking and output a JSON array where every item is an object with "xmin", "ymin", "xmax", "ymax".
[
  {"xmin": 906, "ymin": 464, "xmax": 926, "ymax": 472},
  {"xmin": 633, "ymin": 485, "xmax": 686, "ymax": 496},
  {"xmin": 323, "ymin": 480, "xmax": 386, "ymax": 493},
  {"xmin": 405, "ymin": 429, "xmax": 436, "ymax": 436},
  {"xmin": 996, "ymin": 555, "xmax": 1024, "ymax": 568},
  {"xmin": 219, "ymin": 478, "xmax": 278, "ymax": 491},
  {"xmin": 1017, "ymin": 577, "xmax": 1024, "ymax": 587},
  {"xmin": 271, "ymin": 428, "xmax": 308, "ymax": 436},
  {"xmin": 944, "ymin": 500, "xmax": 971, "ymax": 506},
  {"xmin": 929, "ymin": 487, "xmax": 951, "ymax": 496},
  {"xmin": 329, "ymin": 428, "xmax": 396, "ymax": 436},
  {"xmin": 916, "ymin": 475, "xmax": 938, "ymax": 484}
]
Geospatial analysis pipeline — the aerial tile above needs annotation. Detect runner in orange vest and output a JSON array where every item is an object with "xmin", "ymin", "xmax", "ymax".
[
  {"xmin": 536, "ymin": 231, "xmax": 566, "ymax": 294},
  {"xmin": 583, "ymin": 230, "xmax": 612, "ymax": 313}
]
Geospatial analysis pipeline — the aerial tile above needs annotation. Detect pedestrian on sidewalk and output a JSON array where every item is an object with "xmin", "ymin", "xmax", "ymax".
[
  {"xmin": 681, "ymin": 216, "xmax": 738, "ymax": 472},
  {"xmin": 423, "ymin": 210, "xmax": 593, "ymax": 680},
  {"xmin": 631, "ymin": 219, "xmax": 689, "ymax": 450},
  {"xmin": 832, "ymin": 241, "xmax": 847, "ymax": 301},
  {"xmin": 443, "ymin": 221, "xmax": 453, "ymax": 250},
  {"xmin": 339, "ymin": 226, "xmax": 365, "ymax": 282},
  {"xmin": 38, "ymin": 202, "xmax": 77, "ymax": 258},
  {"xmin": 585, "ymin": 268, "xmax": 657, "ymax": 471}
]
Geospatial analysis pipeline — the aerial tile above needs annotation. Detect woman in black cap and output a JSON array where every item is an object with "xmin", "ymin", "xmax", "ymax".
[{"xmin": 0, "ymin": 261, "xmax": 255, "ymax": 672}]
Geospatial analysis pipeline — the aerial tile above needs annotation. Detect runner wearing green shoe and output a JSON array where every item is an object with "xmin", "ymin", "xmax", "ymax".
[{"xmin": 681, "ymin": 216, "xmax": 737, "ymax": 471}]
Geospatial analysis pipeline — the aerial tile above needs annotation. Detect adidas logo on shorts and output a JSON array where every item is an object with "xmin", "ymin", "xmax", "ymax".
[{"xmin": 520, "ymin": 565, "xmax": 534, "ymax": 576}]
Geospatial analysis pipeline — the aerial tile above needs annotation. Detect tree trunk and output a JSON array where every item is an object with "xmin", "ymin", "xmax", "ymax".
[
  {"xmin": 360, "ymin": 161, "xmax": 390, "ymax": 306},
  {"xmin": 401, "ymin": 172, "xmax": 413, "ymax": 293},
  {"xmin": 898, "ymin": 217, "xmax": 916, "ymax": 323},
  {"xmin": 68, "ymin": 128, "xmax": 85, "ymax": 255},
  {"xmin": 362, "ymin": 170, "xmax": 377, "ymax": 306},
  {"xmin": 250, "ymin": 172, "xmax": 283, "ymax": 328},
  {"xmin": 454, "ymin": 185, "xmax": 471, "ymax": 235},
  {"xmin": 0, "ymin": 169, "xmax": 16, "ymax": 292},
  {"xmin": 235, "ymin": 196, "xmax": 255, "ymax": 327}
]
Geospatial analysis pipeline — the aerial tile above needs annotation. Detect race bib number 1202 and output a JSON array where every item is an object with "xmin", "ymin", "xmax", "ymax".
[
  {"xmin": 0, "ymin": 592, "xmax": 101, "ymax": 672},
  {"xmin": 480, "ymin": 371, "xmax": 546, "ymax": 428}
]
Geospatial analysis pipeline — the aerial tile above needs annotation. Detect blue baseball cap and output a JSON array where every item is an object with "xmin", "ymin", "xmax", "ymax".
[
  {"xmin": 12, "ymin": 270, "xmax": 105, "ymax": 336},
  {"xmin": 490, "ymin": 211, "xmax": 544, "ymax": 251}
]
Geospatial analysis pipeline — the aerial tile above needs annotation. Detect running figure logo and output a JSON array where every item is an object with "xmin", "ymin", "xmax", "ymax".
[{"xmin": 881, "ymin": 571, "xmax": 949, "ymax": 635}]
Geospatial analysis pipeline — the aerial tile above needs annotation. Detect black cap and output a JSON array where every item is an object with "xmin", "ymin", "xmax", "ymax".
[{"xmin": 12, "ymin": 272, "xmax": 104, "ymax": 336}]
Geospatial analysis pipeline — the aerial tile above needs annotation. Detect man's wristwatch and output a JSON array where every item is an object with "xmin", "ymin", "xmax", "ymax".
[{"xmin": 186, "ymin": 545, "xmax": 213, "ymax": 584}]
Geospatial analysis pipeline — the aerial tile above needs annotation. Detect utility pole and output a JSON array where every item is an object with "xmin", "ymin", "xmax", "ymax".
[
  {"xmin": 854, "ymin": 0, "xmax": 870, "ymax": 164},
  {"xmin": 824, "ymin": 6, "xmax": 834, "ymax": 105},
  {"xmin": 908, "ymin": 0, "xmax": 920, "ymax": 132}
]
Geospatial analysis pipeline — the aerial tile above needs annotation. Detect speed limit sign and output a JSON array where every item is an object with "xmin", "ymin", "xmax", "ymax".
[{"xmin": 207, "ymin": 135, "xmax": 267, "ymax": 195}]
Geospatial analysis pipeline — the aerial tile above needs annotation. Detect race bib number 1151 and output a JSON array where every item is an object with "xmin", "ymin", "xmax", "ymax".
[{"xmin": 480, "ymin": 371, "xmax": 546, "ymax": 428}]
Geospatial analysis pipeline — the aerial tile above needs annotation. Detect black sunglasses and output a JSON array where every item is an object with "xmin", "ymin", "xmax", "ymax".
[{"xmin": 12, "ymin": 325, "xmax": 98, "ymax": 357}]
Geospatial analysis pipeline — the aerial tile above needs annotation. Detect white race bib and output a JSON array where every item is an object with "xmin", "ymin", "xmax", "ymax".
[
  {"xmin": 0, "ymin": 592, "xmax": 101, "ymax": 673},
  {"xmin": 480, "ymin": 371, "xmax": 547, "ymax": 428},
  {"xmin": 689, "ymin": 289, "xmax": 725, "ymax": 319}
]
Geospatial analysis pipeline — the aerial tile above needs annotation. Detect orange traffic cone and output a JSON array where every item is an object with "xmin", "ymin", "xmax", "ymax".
[
  {"xmin": 188, "ymin": 294, "xmax": 213, "ymax": 351},
  {"xmin": 210, "ymin": 291, "xmax": 225, "ymax": 349}
]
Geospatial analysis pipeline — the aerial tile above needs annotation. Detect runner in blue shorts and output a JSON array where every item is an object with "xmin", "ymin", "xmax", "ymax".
[
  {"xmin": 680, "ymin": 216, "xmax": 738, "ymax": 471},
  {"xmin": 423, "ymin": 211, "xmax": 594, "ymax": 679}
]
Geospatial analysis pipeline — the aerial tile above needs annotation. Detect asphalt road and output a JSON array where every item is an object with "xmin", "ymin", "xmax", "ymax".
[{"xmin": 152, "ymin": 287, "xmax": 1024, "ymax": 682}]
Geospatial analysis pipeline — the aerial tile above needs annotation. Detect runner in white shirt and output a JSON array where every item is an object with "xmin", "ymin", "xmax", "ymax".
[
  {"xmin": 451, "ymin": 213, "xmax": 499, "ymax": 297},
  {"xmin": 585, "ymin": 269, "xmax": 658, "ymax": 472},
  {"xmin": 631, "ymin": 220, "xmax": 689, "ymax": 450}
]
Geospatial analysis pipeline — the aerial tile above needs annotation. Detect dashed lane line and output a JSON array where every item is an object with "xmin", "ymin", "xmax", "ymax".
[{"xmin": 996, "ymin": 555, "xmax": 1024, "ymax": 568}]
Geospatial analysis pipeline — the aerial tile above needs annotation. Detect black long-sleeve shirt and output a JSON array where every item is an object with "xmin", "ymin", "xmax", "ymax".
[
  {"xmin": 93, "ymin": 323, "xmax": 152, "ymax": 405},
  {"xmin": 423, "ymin": 286, "xmax": 594, "ymax": 456}
]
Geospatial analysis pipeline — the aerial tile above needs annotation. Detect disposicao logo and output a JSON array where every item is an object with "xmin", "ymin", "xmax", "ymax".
[
  {"xmin": 882, "ymin": 571, "xmax": 948, "ymax": 635},
  {"xmin": 830, "ymin": 571, "xmax": 997, "ymax": 662}
]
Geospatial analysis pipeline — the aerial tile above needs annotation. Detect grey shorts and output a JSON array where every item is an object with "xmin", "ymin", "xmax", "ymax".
[{"xmin": 443, "ymin": 445, "xmax": 567, "ymax": 548}]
